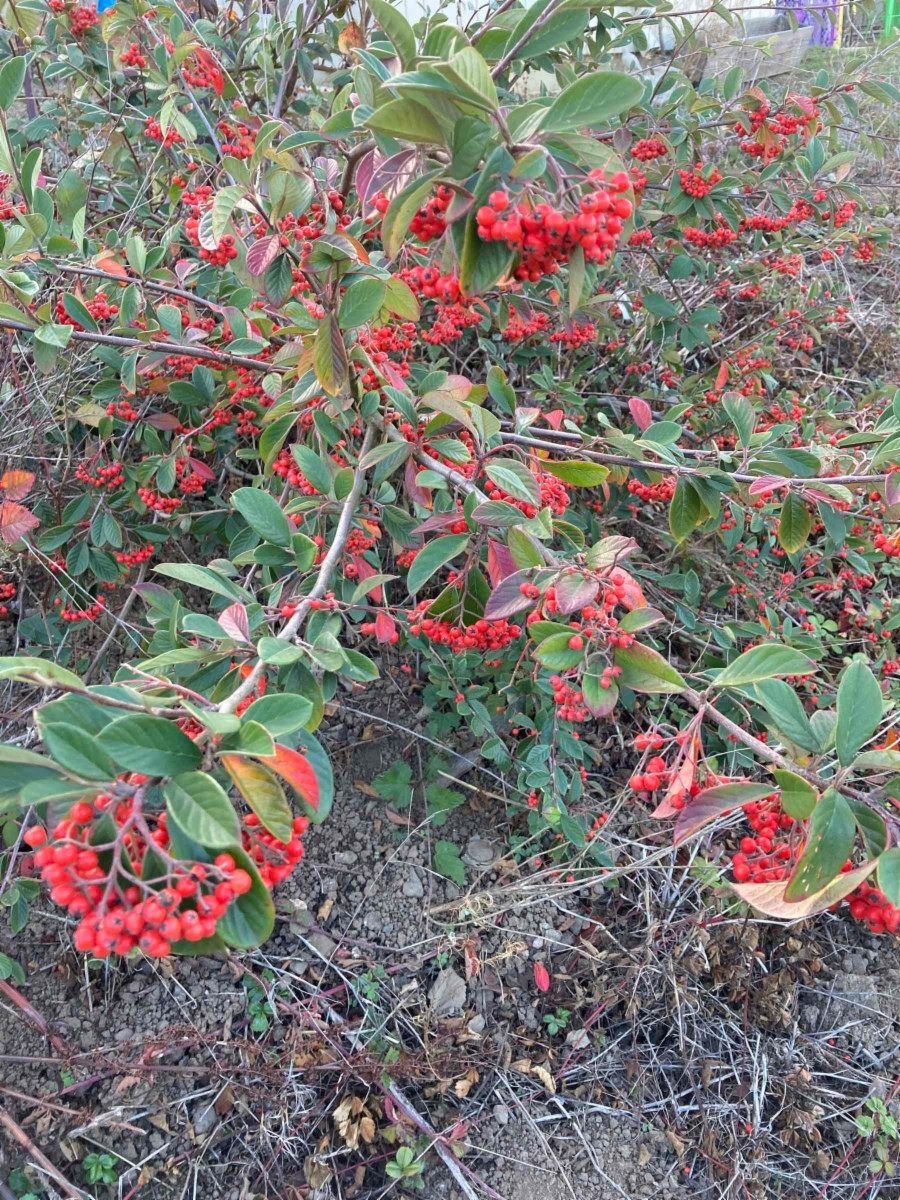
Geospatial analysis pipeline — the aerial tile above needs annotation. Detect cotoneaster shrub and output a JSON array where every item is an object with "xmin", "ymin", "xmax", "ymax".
[{"xmin": 0, "ymin": 0, "xmax": 899, "ymax": 955}]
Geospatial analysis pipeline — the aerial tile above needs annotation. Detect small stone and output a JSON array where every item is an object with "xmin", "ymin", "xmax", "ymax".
[
  {"xmin": 192, "ymin": 1101, "xmax": 219, "ymax": 1135},
  {"xmin": 307, "ymin": 931, "xmax": 337, "ymax": 958},
  {"xmin": 467, "ymin": 1014, "xmax": 486, "ymax": 1034},
  {"xmin": 429, "ymin": 968, "xmax": 466, "ymax": 1017},
  {"xmin": 402, "ymin": 868, "xmax": 424, "ymax": 898},
  {"xmin": 363, "ymin": 911, "xmax": 383, "ymax": 932},
  {"xmin": 493, "ymin": 1104, "xmax": 510, "ymax": 1126},
  {"xmin": 464, "ymin": 837, "xmax": 496, "ymax": 866},
  {"xmin": 334, "ymin": 851, "xmax": 358, "ymax": 866},
  {"xmin": 565, "ymin": 1027, "xmax": 590, "ymax": 1050}
]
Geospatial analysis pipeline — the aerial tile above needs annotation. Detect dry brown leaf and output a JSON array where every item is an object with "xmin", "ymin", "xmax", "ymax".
[
  {"xmin": 354, "ymin": 780, "xmax": 379, "ymax": 798},
  {"xmin": 358, "ymin": 1116, "xmax": 376, "ymax": 1144},
  {"xmin": 666, "ymin": 1130, "xmax": 686, "ymax": 1159},
  {"xmin": 455, "ymin": 1069, "xmax": 479, "ymax": 1098},
  {"xmin": 532, "ymin": 1065, "xmax": 556, "ymax": 1095},
  {"xmin": 214, "ymin": 1085, "xmax": 234, "ymax": 1116},
  {"xmin": 510, "ymin": 1058, "xmax": 532, "ymax": 1075},
  {"xmin": 304, "ymin": 1156, "xmax": 333, "ymax": 1189},
  {"xmin": 148, "ymin": 1112, "xmax": 170, "ymax": 1132},
  {"xmin": 637, "ymin": 1144, "xmax": 652, "ymax": 1168},
  {"xmin": 114, "ymin": 1075, "xmax": 142, "ymax": 1093}
]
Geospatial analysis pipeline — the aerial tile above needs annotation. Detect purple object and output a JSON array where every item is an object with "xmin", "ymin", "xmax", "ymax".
[{"xmin": 777, "ymin": 0, "xmax": 837, "ymax": 45}]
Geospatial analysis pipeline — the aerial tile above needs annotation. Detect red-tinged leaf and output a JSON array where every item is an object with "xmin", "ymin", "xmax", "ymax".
[
  {"xmin": 886, "ymin": 473, "xmax": 900, "ymax": 507},
  {"xmin": 0, "ymin": 470, "xmax": 35, "ymax": 501},
  {"xmin": 484, "ymin": 568, "xmax": 549, "ymax": 620},
  {"xmin": 673, "ymin": 781, "xmax": 777, "ymax": 846},
  {"xmin": 145, "ymin": 413, "xmax": 181, "ymax": 430},
  {"xmin": 534, "ymin": 962, "xmax": 550, "ymax": 992},
  {"xmin": 187, "ymin": 457, "xmax": 216, "ymax": 482},
  {"xmin": 219, "ymin": 603, "xmax": 250, "ymax": 642},
  {"xmin": 351, "ymin": 555, "xmax": 383, "ymax": 601},
  {"xmin": 246, "ymin": 234, "xmax": 281, "ymax": 277},
  {"xmin": 405, "ymin": 457, "xmax": 432, "ymax": 508},
  {"xmin": 487, "ymin": 538, "xmax": 518, "ymax": 587},
  {"xmin": 732, "ymin": 860, "xmax": 876, "ymax": 919},
  {"xmin": 375, "ymin": 611, "xmax": 396, "ymax": 644},
  {"xmin": 0, "ymin": 501, "xmax": 39, "ymax": 544},
  {"xmin": 193, "ymin": 48, "xmax": 223, "ymax": 96},
  {"xmin": 262, "ymin": 744, "xmax": 320, "ymax": 810},
  {"xmin": 543, "ymin": 409, "xmax": 565, "ymax": 430},
  {"xmin": 715, "ymin": 361, "xmax": 729, "ymax": 390},
  {"xmin": 653, "ymin": 733, "xmax": 700, "ymax": 818},
  {"xmin": 413, "ymin": 513, "xmax": 460, "ymax": 534},
  {"xmin": 748, "ymin": 475, "xmax": 789, "ymax": 496},
  {"xmin": 554, "ymin": 572, "xmax": 599, "ymax": 614},
  {"xmin": 615, "ymin": 568, "xmax": 646, "ymax": 611},
  {"xmin": 382, "ymin": 360, "xmax": 409, "ymax": 390},
  {"xmin": 93, "ymin": 253, "xmax": 129, "ymax": 279},
  {"xmin": 628, "ymin": 396, "xmax": 652, "ymax": 431}
]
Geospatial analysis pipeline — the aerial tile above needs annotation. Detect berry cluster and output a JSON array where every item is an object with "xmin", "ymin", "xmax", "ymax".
[
  {"xmin": 56, "ymin": 292, "xmax": 119, "ymax": 330},
  {"xmin": 69, "ymin": 2, "xmax": 99, "ymax": 34},
  {"xmin": 145, "ymin": 117, "xmax": 183, "ymax": 146},
  {"xmin": 683, "ymin": 223, "xmax": 738, "ymax": 250},
  {"xmin": 848, "ymin": 880, "xmax": 900, "ymax": 935},
  {"xmin": 57, "ymin": 596, "xmax": 105, "ymax": 622},
  {"xmin": 273, "ymin": 449, "xmax": 322, "ymax": 494},
  {"xmin": 631, "ymin": 138, "xmax": 667, "ymax": 161},
  {"xmin": 115, "ymin": 543, "xmax": 155, "ymax": 567},
  {"xmin": 627, "ymin": 476, "xmax": 676, "ymax": 504},
  {"xmin": 409, "ymin": 184, "xmax": 454, "ymax": 241},
  {"xmin": 407, "ymin": 603, "xmax": 523, "ymax": 652},
  {"xmin": 119, "ymin": 42, "xmax": 147, "ymax": 68},
  {"xmin": 183, "ymin": 52, "xmax": 222, "ymax": 93},
  {"xmin": 549, "ymin": 321, "xmax": 596, "ymax": 348},
  {"xmin": 678, "ymin": 166, "xmax": 722, "ymax": 199},
  {"xmin": 217, "ymin": 119, "xmax": 255, "ymax": 159},
  {"xmin": 728, "ymin": 795, "xmax": 796, "ymax": 883},
  {"xmin": 476, "ymin": 175, "xmax": 633, "ymax": 280},
  {"xmin": 138, "ymin": 487, "xmax": 183, "ymax": 513},
  {"xmin": 483, "ymin": 466, "xmax": 569, "ymax": 518},
  {"xmin": 75, "ymin": 460, "xmax": 124, "ymax": 490}
]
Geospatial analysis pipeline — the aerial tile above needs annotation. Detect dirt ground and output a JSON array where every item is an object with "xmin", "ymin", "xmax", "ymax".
[{"xmin": 1, "ymin": 661, "xmax": 899, "ymax": 1200}]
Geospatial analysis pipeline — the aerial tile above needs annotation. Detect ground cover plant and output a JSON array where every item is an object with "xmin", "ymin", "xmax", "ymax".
[{"xmin": 2, "ymin": 0, "xmax": 900, "ymax": 1190}]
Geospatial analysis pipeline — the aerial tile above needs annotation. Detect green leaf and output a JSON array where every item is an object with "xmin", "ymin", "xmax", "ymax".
[
  {"xmin": 847, "ymin": 798, "xmax": 887, "ymax": 859},
  {"xmin": 753, "ymin": 680, "xmax": 818, "ymax": 752},
  {"xmin": 484, "ymin": 459, "xmax": 540, "ymax": 507},
  {"xmin": 61, "ymin": 293, "xmax": 98, "ymax": 333},
  {"xmin": 41, "ymin": 724, "xmax": 116, "ymax": 782},
  {"xmin": 339, "ymin": 277, "xmax": 387, "ymax": 329},
  {"xmin": 407, "ymin": 533, "xmax": 469, "ymax": 594},
  {"xmin": 433, "ymin": 839, "xmax": 465, "ymax": 885},
  {"xmin": 165, "ymin": 772, "xmax": 241, "ymax": 848},
  {"xmin": 533, "ymin": 631, "xmax": 584, "ymax": 670},
  {"xmin": 432, "ymin": 47, "xmax": 498, "ymax": 110},
  {"xmin": 877, "ymin": 847, "xmax": 900, "ymax": 906},
  {"xmin": 242, "ymin": 694, "xmax": 313, "ymax": 736},
  {"xmin": 292, "ymin": 445, "xmax": 333, "ymax": 495},
  {"xmin": 783, "ymin": 789, "xmax": 856, "ymax": 901},
  {"xmin": 313, "ymin": 313, "xmax": 348, "ymax": 396},
  {"xmin": 836, "ymin": 658, "xmax": 883, "ymax": 767},
  {"xmin": 613, "ymin": 643, "xmax": 686, "ymax": 694},
  {"xmin": 371, "ymin": 761, "xmax": 413, "ymax": 805},
  {"xmin": 381, "ymin": 170, "xmax": 443, "ymax": 259},
  {"xmin": 211, "ymin": 184, "xmax": 245, "ymax": 245},
  {"xmin": 366, "ymin": 99, "xmax": 445, "ymax": 145},
  {"xmin": 219, "ymin": 721, "xmax": 275, "ymax": 758},
  {"xmin": 541, "ymin": 460, "xmax": 609, "ymax": 487},
  {"xmin": 642, "ymin": 292, "xmax": 678, "ymax": 318},
  {"xmin": 0, "ymin": 57, "xmax": 27, "ymax": 111},
  {"xmin": 426, "ymin": 782, "xmax": 465, "ymax": 826},
  {"xmin": 669, "ymin": 478, "xmax": 704, "ymax": 541},
  {"xmin": 221, "ymin": 756, "xmax": 293, "ymax": 843},
  {"xmin": 154, "ymin": 563, "xmax": 252, "ymax": 603},
  {"xmin": 777, "ymin": 492, "xmax": 811, "ymax": 553},
  {"xmin": 722, "ymin": 392, "xmax": 756, "ymax": 449},
  {"xmin": 260, "ymin": 411, "xmax": 298, "ymax": 473},
  {"xmin": 771, "ymin": 769, "xmax": 817, "ymax": 820},
  {"xmin": 540, "ymin": 71, "xmax": 643, "ymax": 134},
  {"xmin": 97, "ymin": 715, "xmax": 202, "ymax": 776},
  {"xmin": 368, "ymin": 0, "xmax": 417, "ymax": 67},
  {"xmin": 713, "ymin": 643, "xmax": 817, "ymax": 688},
  {"xmin": 215, "ymin": 844, "xmax": 274, "ymax": 949},
  {"xmin": 232, "ymin": 487, "xmax": 293, "ymax": 547}
]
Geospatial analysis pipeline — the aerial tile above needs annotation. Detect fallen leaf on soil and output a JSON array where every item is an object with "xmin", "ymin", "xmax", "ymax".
[
  {"xmin": 637, "ymin": 1144, "xmax": 652, "ymax": 1168},
  {"xmin": 354, "ymin": 780, "xmax": 379, "ymax": 797},
  {"xmin": 666, "ymin": 1130, "xmax": 686, "ymax": 1158},
  {"xmin": 534, "ymin": 962, "xmax": 550, "ymax": 992},
  {"xmin": 304, "ymin": 1157, "xmax": 333, "ymax": 1188},
  {"xmin": 317, "ymin": 896, "xmax": 335, "ymax": 921},
  {"xmin": 532, "ymin": 1065, "xmax": 556, "ymax": 1094},
  {"xmin": 455, "ymin": 1069, "xmax": 479, "ymax": 1098},
  {"xmin": 214, "ymin": 1085, "xmax": 234, "ymax": 1116},
  {"xmin": 429, "ymin": 967, "xmax": 467, "ymax": 1017}
]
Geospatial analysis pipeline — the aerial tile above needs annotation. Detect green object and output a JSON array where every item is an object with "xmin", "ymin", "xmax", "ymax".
[{"xmin": 884, "ymin": 0, "xmax": 896, "ymax": 41}]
